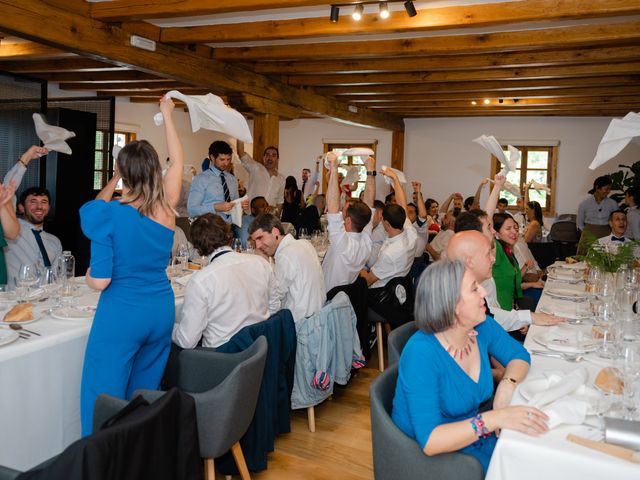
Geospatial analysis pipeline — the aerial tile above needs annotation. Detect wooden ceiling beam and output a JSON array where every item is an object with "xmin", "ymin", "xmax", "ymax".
[
  {"xmin": 250, "ymin": 46, "xmax": 640, "ymax": 75},
  {"xmin": 35, "ymin": 70, "xmax": 163, "ymax": 82},
  {"xmin": 0, "ymin": 57, "xmax": 122, "ymax": 72},
  {"xmin": 365, "ymin": 96, "xmax": 640, "ymax": 108},
  {"xmin": 0, "ymin": 0, "xmax": 402, "ymax": 131},
  {"xmin": 161, "ymin": 0, "xmax": 640, "ymax": 44},
  {"xmin": 379, "ymin": 103, "xmax": 640, "ymax": 112},
  {"xmin": 315, "ymin": 75, "xmax": 640, "ymax": 95},
  {"xmin": 0, "ymin": 42, "xmax": 66, "ymax": 59},
  {"xmin": 401, "ymin": 109, "xmax": 635, "ymax": 117},
  {"xmin": 286, "ymin": 62, "xmax": 640, "ymax": 86},
  {"xmin": 96, "ymin": 88, "xmax": 212, "ymax": 97},
  {"xmin": 228, "ymin": 93, "xmax": 302, "ymax": 121},
  {"xmin": 213, "ymin": 21, "xmax": 640, "ymax": 61},
  {"xmin": 58, "ymin": 81, "xmax": 194, "ymax": 91},
  {"xmin": 91, "ymin": 0, "xmax": 331, "ymax": 22}
]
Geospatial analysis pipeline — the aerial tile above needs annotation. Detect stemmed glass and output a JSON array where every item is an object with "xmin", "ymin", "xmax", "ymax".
[
  {"xmin": 232, "ymin": 238, "xmax": 243, "ymax": 253},
  {"xmin": 17, "ymin": 263, "xmax": 38, "ymax": 303},
  {"xmin": 619, "ymin": 344, "xmax": 640, "ymax": 420},
  {"xmin": 174, "ymin": 243, "xmax": 189, "ymax": 272},
  {"xmin": 42, "ymin": 264, "xmax": 63, "ymax": 311}
]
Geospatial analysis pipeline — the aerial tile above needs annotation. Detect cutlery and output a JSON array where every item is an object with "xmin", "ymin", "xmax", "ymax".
[
  {"xmin": 8, "ymin": 324, "xmax": 40, "ymax": 336},
  {"xmin": 531, "ymin": 350, "xmax": 584, "ymax": 362},
  {"xmin": 567, "ymin": 434, "xmax": 640, "ymax": 464}
]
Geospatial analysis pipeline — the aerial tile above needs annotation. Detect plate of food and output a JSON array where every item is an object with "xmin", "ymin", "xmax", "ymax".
[
  {"xmin": 50, "ymin": 306, "xmax": 94, "ymax": 320},
  {"xmin": 1, "ymin": 303, "xmax": 41, "ymax": 325},
  {"xmin": 0, "ymin": 328, "xmax": 19, "ymax": 346},
  {"xmin": 532, "ymin": 325, "xmax": 598, "ymax": 353}
]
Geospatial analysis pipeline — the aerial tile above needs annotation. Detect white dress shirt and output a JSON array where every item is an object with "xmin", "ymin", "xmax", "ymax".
[
  {"xmin": 273, "ymin": 234, "xmax": 325, "ymax": 323},
  {"xmin": 597, "ymin": 234, "xmax": 632, "ymax": 253},
  {"xmin": 5, "ymin": 218, "xmax": 62, "ymax": 284},
  {"xmin": 173, "ymin": 247, "xmax": 277, "ymax": 348},
  {"xmin": 482, "ymin": 278, "xmax": 531, "ymax": 331},
  {"xmin": 240, "ymin": 153, "xmax": 285, "ymax": 206},
  {"xmin": 322, "ymin": 212, "xmax": 373, "ymax": 293},
  {"xmin": 513, "ymin": 238, "xmax": 540, "ymax": 273},
  {"xmin": 413, "ymin": 218, "xmax": 428, "ymax": 258},
  {"xmin": 370, "ymin": 218, "xmax": 417, "ymax": 288},
  {"xmin": 427, "ymin": 229, "xmax": 454, "ymax": 261},
  {"xmin": 367, "ymin": 222, "xmax": 386, "ymax": 268}
]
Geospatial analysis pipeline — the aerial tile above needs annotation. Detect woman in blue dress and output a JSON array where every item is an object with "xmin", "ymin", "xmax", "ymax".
[
  {"xmin": 392, "ymin": 259, "xmax": 548, "ymax": 474},
  {"xmin": 79, "ymin": 96, "xmax": 184, "ymax": 435}
]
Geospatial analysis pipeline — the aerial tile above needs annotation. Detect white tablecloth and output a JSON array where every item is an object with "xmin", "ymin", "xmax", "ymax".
[
  {"xmin": 0, "ymin": 287, "xmax": 184, "ymax": 471},
  {"xmin": 486, "ymin": 276, "xmax": 640, "ymax": 480}
]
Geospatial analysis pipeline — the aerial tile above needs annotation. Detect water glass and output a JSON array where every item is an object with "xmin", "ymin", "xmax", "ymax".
[
  {"xmin": 232, "ymin": 238, "xmax": 243, "ymax": 252},
  {"xmin": 17, "ymin": 263, "xmax": 39, "ymax": 302},
  {"xmin": 298, "ymin": 228, "xmax": 308, "ymax": 239},
  {"xmin": 619, "ymin": 345, "xmax": 640, "ymax": 420},
  {"xmin": 174, "ymin": 243, "xmax": 189, "ymax": 270},
  {"xmin": 586, "ymin": 267, "xmax": 601, "ymax": 295}
]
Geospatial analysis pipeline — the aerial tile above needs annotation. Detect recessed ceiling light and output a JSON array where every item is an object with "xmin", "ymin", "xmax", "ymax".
[
  {"xmin": 471, "ymin": 101, "xmax": 477, "ymax": 105},
  {"xmin": 483, "ymin": 99, "xmax": 490, "ymax": 105},
  {"xmin": 379, "ymin": 2, "xmax": 390, "ymax": 19},
  {"xmin": 352, "ymin": 4, "xmax": 364, "ymax": 21}
]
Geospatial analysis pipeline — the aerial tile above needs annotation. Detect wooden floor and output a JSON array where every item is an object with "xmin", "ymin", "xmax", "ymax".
[{"xmin": 216, "ymin": 358, "xmax": 382, "ymax": 480}]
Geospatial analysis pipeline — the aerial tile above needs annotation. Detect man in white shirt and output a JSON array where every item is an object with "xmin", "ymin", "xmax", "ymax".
[
  {"xmin": 408, "ymin": 182, "xmax": 429, "ymax": 260},
  {"xmin": 249, "ymin": 213, "xmax": 324, "ymax": 323},
  {"xmin": 322, "ymin": 152, "xmax": 375, "ymax": 293},
  {"xmin": 598, "ymin": 210, "xmax": 631, "ymax": 251},
  {"xmin": 447, "ymin": 228, "xmax": 564, "ymax": 332},
  {"xmin": 173, "ymin": 214, "xmax": 276, "ymax": 349},
  {"xmin": 239, "ymin": 144, "xmax": 285, "ymax": 210},
  {"xmin": 301, "ymin": 159, "xmax": 320, "ymax": 202},
  {"xmin": 366, "ymin": 200, "xmax": 386, "ymax": 268},
  {"xmin": 6, "ymin": 187, "xmax": 62, "ymax": 283},
  {"xmin": 360, "ymin": 168, "xmax": 417, "ymax": 289},
  {"xmin": 426, "ymin": 211, "xmax": 455, "ymax": 261}
]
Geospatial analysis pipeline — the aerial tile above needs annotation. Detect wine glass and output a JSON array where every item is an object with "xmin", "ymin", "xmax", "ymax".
[
  {"xmin": 232, "ymin": 238, "xmax": 243, "ymax": 253},
  {"xmin": 298, "ymin": 228, "xmax": 308, "ymax": 239},
  {"xmin": 17, "ymin": 263, "xmax": 38, "ymax": 303},
  {"xmin": 174, "ymin": 243, "xmax": 189, "ymax": 271},
  {"xmin": 41, "ymin": 265, "xmax": 62, "ymax": 311},
  {"xmin": 619, "ymin": 344, "xmax": 640, "ymax": 420}
]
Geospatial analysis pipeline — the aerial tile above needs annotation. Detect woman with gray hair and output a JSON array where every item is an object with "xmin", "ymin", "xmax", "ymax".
[{"xmin": 391, "ymin": 259, "xmax": 548, "ymax": 473}]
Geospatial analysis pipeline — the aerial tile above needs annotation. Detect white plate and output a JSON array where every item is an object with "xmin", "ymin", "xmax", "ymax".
[
  {"xmin": 0, "ymin": 291, "xmax": 16, "ymax": 303},
  {"xmin": 0, "ymin": 329, "xmax": 19, "ymax": 346},
  {"xmin": 545, "ymin": 287, "xmax": 588, "ymax": 300},
  {"xmin": 538, "ymin": 305, "xmax": 592, "ymax": 321},
  {"xmin": 550, "ymin": 261, "xmax": 587, "ymax": 271},
  {"xmin": 533, "ymin": 325, "xmax": 598, "ymax": 353},
  {"xmin": 51, "ymin": 307, "xmax": 94, "ymax": 320},
  {"xmin": 0, "ymin": 309, "xmax": 42, "ymax": 326}
]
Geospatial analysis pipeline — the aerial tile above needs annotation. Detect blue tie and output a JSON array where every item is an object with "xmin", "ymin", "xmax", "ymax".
[
  {"xmin": 611, "ymin": 236, "xmax": 625, "ymax": 242},
  {"xmin": 32, "ymin": 229, "xmax": 51, "ymax": 267}
]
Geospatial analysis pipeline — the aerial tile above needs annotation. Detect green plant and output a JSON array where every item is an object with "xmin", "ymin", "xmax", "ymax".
[
  {"xmin": 608, "ymin": 159, "xmax": 640, "ymax": 205},
  {"xmin": 578, "ymin": 231, "xmax": 639, "ymax": 272}
]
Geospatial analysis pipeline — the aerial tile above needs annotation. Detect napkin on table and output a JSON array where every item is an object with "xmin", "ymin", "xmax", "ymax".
[
  {"xmin": 33, "ymin": 113, "xmax": 75, "ymax": 155},
  {"xmin": 154, "ymin": 90, "xmax": 253, "ymax": 143}
]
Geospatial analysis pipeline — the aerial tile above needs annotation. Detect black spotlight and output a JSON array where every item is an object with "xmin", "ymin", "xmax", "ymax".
[
  {"xmin": 404, "ymin": 0, "xmax": 417, "ymax": 17},
  {"xmin": 330, "ymin": 5, "xmax": 340, "ymax": 23}
]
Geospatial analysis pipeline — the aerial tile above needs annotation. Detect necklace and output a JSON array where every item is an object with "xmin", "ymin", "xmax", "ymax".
[{"xmin": 441, "ymin": 329, "xmax": 478, "ymax": 360}]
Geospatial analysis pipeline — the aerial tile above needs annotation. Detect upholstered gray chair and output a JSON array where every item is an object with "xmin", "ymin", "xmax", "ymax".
[
  {"xmin": 370, "ymin": 363, "xmax": 483, "ymax": 480},
  {"xmin": 142, "ymin": 336, "xmax": 268, "ymax": 480},
  {"xmin": 387, "ymin": 321, "xmax": 417, "ymax": 366}
]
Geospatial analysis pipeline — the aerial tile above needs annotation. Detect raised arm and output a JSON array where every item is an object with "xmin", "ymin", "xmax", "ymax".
[
  {"xmin": 95, "ymin": 165, "xmax": 121, "ymax": 202},
  {"xmin": 160, "ymin": 96, "xmax": 184, "ymax": 210},
  {"xmin": 440, "ymin": 193, "xmax": 454, "ymax": 213},
  {"xmin": 382, "ymin": 167, "xmax": 408, "ymax": 214},
  {"xmin": 326, "ymin": 152, "xmax": 340, "ymax": 214},
  {"xmin": 484, "ymin": 174, "xmax": 506, "ymax": 224},
  {"xmin": 0, "ymin": 181, "xmax": 19, "ymax": 240},
  {"xmin": 362, "ymin": 156, "xmax": 377, "ymax": 208},
  {"xmin": 413, "ymin": 181, "xmax": 427, "ymax": 220},
  {"xmin": 472, "ymin": 178, "xmax": 488, "ymax": 210}
]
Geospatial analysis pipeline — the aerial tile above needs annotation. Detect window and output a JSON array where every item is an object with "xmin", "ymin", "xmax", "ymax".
[
  {"xmin": 322, "ymin": 142, "xmax": 377, "ymax": 198},
  {"xmin": 94, "ymin": 130, "xmax": 136, "ymax": 189},
  {"xmin": 490, "ymin": 145, "xmax": 558, "ymax": 215}
]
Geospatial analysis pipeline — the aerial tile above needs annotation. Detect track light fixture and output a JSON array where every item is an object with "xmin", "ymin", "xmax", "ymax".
[
  {"xmin": 352, "ymin": 4, "xmax": 364, "ymax": 21},
  {"xmin": 329, "ymin": 1, "xmax": 418, "ymax": 23},
  {"xmin": 330, "ymin": 5, "xmax": 340, "ymax": 23},
  {"xmin": 404, "ymin": 0, "xmax": 417, "ymax": 17}
]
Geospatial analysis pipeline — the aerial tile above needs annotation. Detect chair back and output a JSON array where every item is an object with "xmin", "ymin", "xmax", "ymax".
[
  {"xmin": 368, "ymin": 275, "xmax": 414, "ymax": 328},
  {"xmin": 549, "ymin": 220, "xmax": 580, "ymax": 243},
  {"xmin": 387, "ymin": 322, "xmax": 417, "ymax": 366},
  {"xmin": 177, "ymin": 336, "xmax": 268, "ymax": 459},
  {"xmin": 370, "ymin": 365, "xmax": 483, "ymax": 480}
]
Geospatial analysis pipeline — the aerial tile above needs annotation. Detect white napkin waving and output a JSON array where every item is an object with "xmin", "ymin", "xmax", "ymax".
[
  {"xmin": 112, "ymin": 144, "xmax": 122, "ymax": 161},
  {"xmin": 589, "ymin": 112, "xmax": 640, "ymax": 170},
  {"xmin": 488, "ymin": 178, "xmax": 522, "ymax": 197},
  {"xmin": 340, "ymin": 166, "xmax": 360, "ymax": 186},
  {"xmin": 473, "ymin": 135, "xmax": 518, "ymax": 175},
  {"xmin": 380, "ymin": 166, "xmax": 407, "ymax": 185},
  {"xmin": 153, "ymin": 90, "xmax": 253, "ymax": 143},
  {"xmin": 230, "ymin": 195, "xmax": 248, "ymax": 227},
  {"xmin": 323, "ymin": 148, "xmax": 374, "ymax": 169},
  {"xmin": 529, "ymin": 179, "xmax": 551, "ymax": 194},
  {"xmin": 32, "ymin": 113, "xmax": 75, "ymax": 155}
]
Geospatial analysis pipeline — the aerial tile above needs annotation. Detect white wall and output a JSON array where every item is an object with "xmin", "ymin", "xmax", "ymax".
[{"xmin": 404, "ymin": 117, "xmax": 640, "ymax": 217}]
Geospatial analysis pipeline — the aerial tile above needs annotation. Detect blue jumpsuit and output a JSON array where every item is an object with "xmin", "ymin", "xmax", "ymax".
[{"xmin": 79, "ymin": 200, "xmax": 174, "ymax": 435}]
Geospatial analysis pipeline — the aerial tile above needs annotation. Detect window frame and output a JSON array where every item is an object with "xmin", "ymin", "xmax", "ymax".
[
  {"xmin": 94, "ymin": 130, "xmax": 136, "ymax": 190},
  {"xmin": 322, "ymin": 142, "xmax": 377, "ymax": 198},
  {"xmin": 490, "ymin": 145, "xmax": 558, "ymax": 216}
]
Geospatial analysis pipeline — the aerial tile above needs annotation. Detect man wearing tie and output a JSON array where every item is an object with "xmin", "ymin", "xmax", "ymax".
[
  {"xmin": 5, "ymin": 187, "xmax": 62, "ymax": 283},
  {"xmin": 187, "ymin": 141, "xmax": 247, "ymax": 222},
  {"xmin": 598, "ymin": 210, "xmax": 632, "ymax": 251}
]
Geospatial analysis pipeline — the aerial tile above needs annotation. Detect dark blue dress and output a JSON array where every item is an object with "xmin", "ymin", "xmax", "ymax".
[
  {"xmin": 391, "ymin": 316, "xmax": 530, "ymax": 473},
  {"xmin": 79, "ymin": 200, "xmax": 174, "ymax": 435}
]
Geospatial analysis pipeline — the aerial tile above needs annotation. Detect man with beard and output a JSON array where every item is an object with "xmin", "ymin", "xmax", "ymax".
[{"xmin": 6, "ymin": 187, "xmax": 62, "ymax": 282}]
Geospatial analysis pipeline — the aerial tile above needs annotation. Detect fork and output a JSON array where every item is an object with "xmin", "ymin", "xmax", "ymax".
[{"xmin": 531, "ymin": 350, "xmax": 584, "ymax": 362}]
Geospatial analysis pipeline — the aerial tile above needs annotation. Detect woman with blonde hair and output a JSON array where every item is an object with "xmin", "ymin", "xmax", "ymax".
[{"xmin": 79, "ymin": 96, "xmax": 184, "ymax": 434}]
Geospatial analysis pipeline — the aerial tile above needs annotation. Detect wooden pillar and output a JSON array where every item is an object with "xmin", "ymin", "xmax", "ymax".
[
  {"xmin": 252, "ymin": 113, "xmax": 279, "ymax": 162},
  {"xmin": 391, "ymin": 129, "xmax": 405, "ymax": 171}
]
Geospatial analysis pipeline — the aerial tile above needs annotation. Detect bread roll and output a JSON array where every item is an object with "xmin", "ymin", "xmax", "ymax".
[
  {"xmin": 595, "ymin": 367, "xmax": 624, "ymax": 395},
  {"xmin": 3, "ymin": 303, "xmax": 33, "ymax": 323}
]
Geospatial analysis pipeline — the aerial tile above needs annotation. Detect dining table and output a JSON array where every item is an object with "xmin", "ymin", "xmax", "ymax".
[
  {"xmin": 486, "ymin": 262, "xmax": 640, "ymax": 480},
  {"xmin": 0, "ymin": 276, "xmax": 186, "ymax": 472}
]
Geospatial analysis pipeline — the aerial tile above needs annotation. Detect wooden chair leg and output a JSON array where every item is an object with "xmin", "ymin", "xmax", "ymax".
[
  {"xmin": 307, "ymin": 406, "xmax": 316, "ymax": 432},
  {"xmin": 204, "ymin": 458, "xmax": 215, "ymax": 480},
  {"xmin": 231, "ymin": 441, "xmax": 252, "ymax": 480},
  {"xmin": 376, "ymin": 322, "xmax": 385, "ymax": 372}
]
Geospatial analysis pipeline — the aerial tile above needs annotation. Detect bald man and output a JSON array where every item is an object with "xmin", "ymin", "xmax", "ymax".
[{"xmin": 447, "ymin": 230, "xmax": 564, "ymax": 331}]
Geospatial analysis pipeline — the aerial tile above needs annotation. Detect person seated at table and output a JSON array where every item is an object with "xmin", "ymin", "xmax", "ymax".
[
  {"xmin": 426, "ymin": 211, "xmax": 456, "ymax": 262},
  {"xmin": 513, "ymin": 235, "xmax": 544, "ymax": 283},
  {"xmin": 296, "ymin": 193, "xmax": 325, "ymax": 236},
  {"xmin": 5, "ymin": 187, "xmax": 62, "ymax": 284},
  {"xmin": 249, "ymin": 213, "xmax": 324, "ymax": 323},
  {"xmin": 172, "ymin": 214, "xmax": 275, "ymax": 348},
  {"xmin": 424, "ymin": 197, "xmax": 440, "ymax": 233},
  {"xmin": 322, "ymin": 152, "xmax": 374, "ymax": 293},
  {"xmin": 392, "ymin": 259, "xmax": 547, "ymax": 474},
  {"xmin": 523, "ymin": 197, "xmax": 544, "ymax": 243},
  {"xmin": 281, "ymin": 175, "xmax": 302, "ymax": 224},
  {"xmin": 236, "ymin": 196, "xmax": 268, "ymax": 249},
  {"xmin": 366, "ymin": 200, "xmax": 386, "ymax": 269},
  {"xmin": 360, "ymin": 167, "xmax": 417, "ymax": 289},
  {"xmin": 440, "ymin": 191, "xmax": 463, "ymax": 216},
  {"xmin": 408, "ymin": 181, "xmax": 429, "ymax": 262},
  {"xmin": 493, "ymin": 213, "xmax": 544, "ymax": 312},
  {"xmin": 597, "ymin": 210, "xmax": 632, "ymax": 251},
  {"xmin": 496, "ymin": 198, "xmax": 510, "ymax": 215},
  {"xmin": 79, "ymin": 95, "xmax": 183, "ymax": 436}
]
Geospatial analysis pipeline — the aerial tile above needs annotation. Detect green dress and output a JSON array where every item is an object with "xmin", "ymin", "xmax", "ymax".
[
  {"xmin": 0, "ymin": 222, "xmax": 7, "ymax": 284},
  {"xmin": 492, "ymin": 240, "xmax": 522, "ymax": 310}
]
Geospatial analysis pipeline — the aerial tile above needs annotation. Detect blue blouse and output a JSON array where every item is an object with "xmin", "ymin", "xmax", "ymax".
[{"xmin": 391, "ymin": 316, "xmax": 530, "ymax": 473}]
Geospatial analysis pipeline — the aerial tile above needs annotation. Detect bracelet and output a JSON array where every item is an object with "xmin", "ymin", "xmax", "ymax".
[
  {"xmin": 366, "ymin": 170, "xmax": 377, "ymax": 177},
  {"xmin": 501, "ymin": 377, "xmax": 518, "ymax": 386},
  {"xmin": 18, "ymin": 159, "xmax": 28, "ymax": 168},
  {"xmin": 470, "ymin": 414, "xmax": 491, "ymax": 439}
]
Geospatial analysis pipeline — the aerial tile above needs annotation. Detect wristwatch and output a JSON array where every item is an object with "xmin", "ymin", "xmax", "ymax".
[
  {"xmin": 501, "ymin": 377, "xmax": 518, "ymax": 385},
  {"xmin": 366, "ymin": 170, "xmax": 377, "ymax": 176}
]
